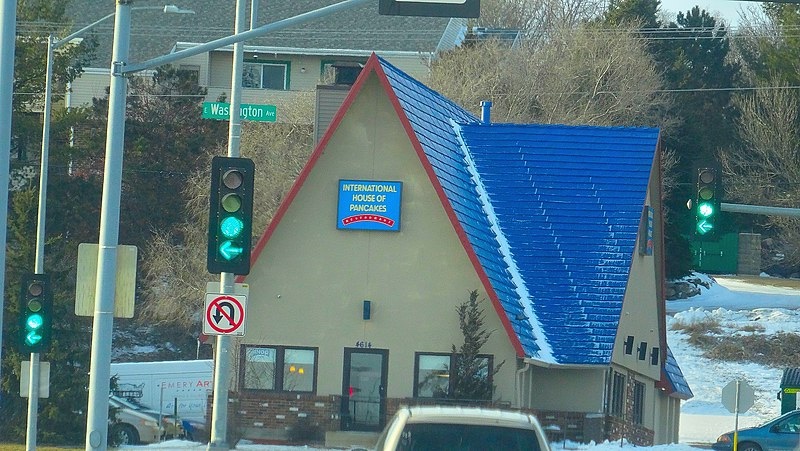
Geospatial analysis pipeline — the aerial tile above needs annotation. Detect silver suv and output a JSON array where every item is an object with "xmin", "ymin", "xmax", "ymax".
[{"xmin": 374, "ymin": 405, "xmax": 551, "ymax": 451}]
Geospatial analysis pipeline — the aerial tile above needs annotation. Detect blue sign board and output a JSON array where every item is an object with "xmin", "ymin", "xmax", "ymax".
[{"xmin": 337, "ymin": 180, "xmax": 402, "ymax": 231}]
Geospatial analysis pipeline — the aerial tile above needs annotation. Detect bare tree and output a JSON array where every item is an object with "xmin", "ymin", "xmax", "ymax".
[
  {"xmin": 479, "ymin": 0, "xmax": 606, "ymax": 47},
  {"xmin": 429, "ymin": 23, "xmax": 672, "ymax": 128},
  {"xmin": 138, "ymin": 94, "xmax": 315, "ymax": 330},
  {"xmin": 719, "ymin": 80, "xmax": 800, "ymax": 269}
]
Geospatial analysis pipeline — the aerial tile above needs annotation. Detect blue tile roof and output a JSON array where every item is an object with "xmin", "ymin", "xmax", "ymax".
[
  {"xmin": 665, "ymin": 347, "xmax": 694, "ymax": 399},
  {"xmin": 375, "ymin": 56, "xmax": 660, "ymax": 366}
]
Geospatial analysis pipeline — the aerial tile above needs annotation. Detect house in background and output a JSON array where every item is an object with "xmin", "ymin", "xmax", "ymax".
[
  {"xmin": 228, "ymin": 53, "xmax": 692, "ymax": 447},
  {"xmin": 62, "ymin": 0, "xmax": 465, "ymax": 119}
]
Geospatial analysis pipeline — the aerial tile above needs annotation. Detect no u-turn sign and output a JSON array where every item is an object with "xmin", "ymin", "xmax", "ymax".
[{"xmin": 203, "ymin": 293, "xmax": 247, "ymax": 336}]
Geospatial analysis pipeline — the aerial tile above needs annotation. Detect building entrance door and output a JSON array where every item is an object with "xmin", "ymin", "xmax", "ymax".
[{"xmin": 341, "ymin": 348, "xmax": 388, "ymax": 431}]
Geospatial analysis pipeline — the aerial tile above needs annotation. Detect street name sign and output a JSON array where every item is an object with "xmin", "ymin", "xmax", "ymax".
[{"xmin": 202, "ymin": 102, "xmax": 277, "ymax": 122}]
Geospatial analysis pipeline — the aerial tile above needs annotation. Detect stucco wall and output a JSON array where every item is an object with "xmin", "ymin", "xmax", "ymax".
[
  {"xmin": 524, "ymin": 366, "xmax": 607, "ymax": 412},
  {"xmin": 239, "ymin": 72, "xmax": 520, "ymax": 403}
]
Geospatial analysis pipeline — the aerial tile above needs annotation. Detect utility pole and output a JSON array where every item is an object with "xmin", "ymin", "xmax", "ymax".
[
  {"xmin": 206, "ymin": 0, "xmax": 246, "ymax": 447},
  {"xmin": 0, "ymin": 0, "xmax": 17, "ymax": 392}
]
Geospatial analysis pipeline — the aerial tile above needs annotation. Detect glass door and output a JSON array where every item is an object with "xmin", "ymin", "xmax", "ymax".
[{"xmin": 341, "ymin": 348, "xmax": 388, "ymax": 431}]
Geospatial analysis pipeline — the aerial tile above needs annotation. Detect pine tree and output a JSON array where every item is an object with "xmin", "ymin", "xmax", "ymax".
[{"xmin": 449, "ymin": 290, "xmax": 503, "ymax": 401}]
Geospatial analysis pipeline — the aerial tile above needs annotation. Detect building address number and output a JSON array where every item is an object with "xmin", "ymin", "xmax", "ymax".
[{"xmin": 355, "ymin": 341, "xmax": 372, "ymax": 348}]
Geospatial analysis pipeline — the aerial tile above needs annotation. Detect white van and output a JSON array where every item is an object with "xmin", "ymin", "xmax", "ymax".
[{"xmin": 110, "ymin": 360, "xmax": 213, "ymax": 423}]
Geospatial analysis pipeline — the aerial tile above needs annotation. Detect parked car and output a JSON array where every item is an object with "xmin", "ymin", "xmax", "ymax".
[
  {"xmin": 108, "ymin": 395, "xmax": 181, "ymax": 445},
  {"xmin": 373, "ymin": 405, "xmax": 551, "ymax": 451},
  {"xmin": 713, "ymin": 410, "xmax": 800, "ymax": 451}
]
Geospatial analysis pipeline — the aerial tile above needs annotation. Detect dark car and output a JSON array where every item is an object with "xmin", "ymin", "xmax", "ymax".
[{"xmin": 713, "ymin": 410, "xmax": 800, "ymax": 451}]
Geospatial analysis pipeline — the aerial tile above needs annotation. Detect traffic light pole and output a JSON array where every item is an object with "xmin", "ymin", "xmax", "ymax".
[
  {"xmin": 208, "ymin": 0, "xmax": 247, "ymax": 451},
  {"xmin": 24, "ymin": 30, "xmax": 57, "ymax": 451},
  {"xmin": 207, "ymin": 0, "xmax": 246, "ymax": 448}
]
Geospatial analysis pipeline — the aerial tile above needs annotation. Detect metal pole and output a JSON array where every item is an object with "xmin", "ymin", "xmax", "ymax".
[
  {"xmin": 0, "ymin": 0, "xmax": 18, "ymax": 389},
  {"xmin": 733, "ymin": 380, "xmax": 740, "ymax": 451},
  {"xmin": 207, "ymin": 1, "xmax": 246, "ymax": 447},
  {"xmin": 37, "ymin": 35, "xmax": 54, "ymax": 275},
  {"xmin": 24, "ymin": 33, "xmax": 55, "ymax": 451},
  {"xmin": 85, "ymin": 2, "xmax": 131, "ymax": 449},
  {"xmin": 721, "ymin": 202, "xmax": 800, "ymax": 218},
  {"xmin": 25, "ymin": 354, "xmax": 40, "ymax": 451}
]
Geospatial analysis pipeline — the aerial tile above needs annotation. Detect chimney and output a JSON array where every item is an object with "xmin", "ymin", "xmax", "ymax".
[{"xmin": 481, "ymin": 100, "xmax": 492, "ymax": 124}]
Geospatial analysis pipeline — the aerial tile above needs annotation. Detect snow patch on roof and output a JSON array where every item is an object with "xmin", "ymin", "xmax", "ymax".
[{"xmin": 453, "ymin": 121, "xmax": 556, "ymax": 364}]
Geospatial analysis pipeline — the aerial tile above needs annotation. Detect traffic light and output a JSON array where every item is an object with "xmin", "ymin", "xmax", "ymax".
[
  {"xmin": 207, "ymin": 156, "xmax": 255, "ymax": 275},
  {"xmin": 18, "ymin": 273, "xmax": 51, "ymax": 353},
  {"xmin": 695, "ymin": 167, "xmax": 720, "ymax": 238}
]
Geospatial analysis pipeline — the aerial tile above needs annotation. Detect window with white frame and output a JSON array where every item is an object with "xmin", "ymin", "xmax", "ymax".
[
  {"xmin": 241, "ymin": 345, "xmax": 316, "ymax": 393},
  {"xmin": 242, "ymin": 60, "xmax": 289, "ymax": 90}
]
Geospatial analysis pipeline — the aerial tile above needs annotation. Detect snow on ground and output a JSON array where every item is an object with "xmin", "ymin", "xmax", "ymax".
[{"xmin": 137, "ymin": 274, "xmax": 800, "ymax": 450}]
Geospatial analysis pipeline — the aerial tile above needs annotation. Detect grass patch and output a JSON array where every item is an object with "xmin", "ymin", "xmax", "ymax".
[
  {"xmin": 670, "ymin": 317, "xmax": 722, "ymax": 335},
  {"xmin": 697, "ymin": 332, "xmax": 800, "ymax": 367}
]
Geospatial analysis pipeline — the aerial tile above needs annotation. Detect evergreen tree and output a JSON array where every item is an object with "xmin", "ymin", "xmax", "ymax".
[
  {"xmin": 449, "ymin": 290, "xmax": 503, "ymax": 401},
  {"xmin": 603, "ymin": 0, "xmax": 662, "ymax": 29},
  {"xmin": 604, "ymin": 1, "xmax": 740, "ymax": 278},
  {"xmin": 0, "ymin": 186, "xmax": 92, "ymax": 444},
  {"xmin": 0, "ymin": 0, "xmax": 98, "ymax": 443},
  {"xmin": 78, "ymin": 66, "xmax": 228, "ymax": 250}
]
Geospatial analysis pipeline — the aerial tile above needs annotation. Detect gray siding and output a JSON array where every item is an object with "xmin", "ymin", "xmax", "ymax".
[{"xmin": 315, "ymin": 85, "xmax": 352, "ymax": 144}]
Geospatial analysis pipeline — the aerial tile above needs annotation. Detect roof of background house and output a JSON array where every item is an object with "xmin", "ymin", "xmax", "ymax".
[{"xmin": 63, "ymin": 0, "xmax": 464, "ymax": 68}]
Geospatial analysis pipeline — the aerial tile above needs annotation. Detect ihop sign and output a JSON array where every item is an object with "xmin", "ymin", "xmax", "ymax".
[{"xmin": 337, "ymin": 180, "xmax": 402, "ymax": 231}]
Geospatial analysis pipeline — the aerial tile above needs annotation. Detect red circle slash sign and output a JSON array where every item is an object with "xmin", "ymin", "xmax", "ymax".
[{"xmin": 206, "ymin": 295, "xmax": 244, "ymax": 334}]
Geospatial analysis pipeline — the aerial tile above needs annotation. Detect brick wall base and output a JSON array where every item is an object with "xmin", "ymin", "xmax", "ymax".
[{"xmin": 212, "ymin": 392, "xmax": 655, "ymax": 446}]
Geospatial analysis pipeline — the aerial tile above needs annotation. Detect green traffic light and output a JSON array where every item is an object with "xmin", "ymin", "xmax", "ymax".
[
  {"xmin": 220, "ymin": 216, "xmax": 244, "ymax": 239},
  {"xmin": 25, "ymin": 313, "xmax": 43, "ymax": 330},
  {"xmin": 24, "ymin": 312, "xmax": 44, "ymax": 346},
  {"xmin": 25, "ymin": 331, "xmax": 43, "ymax": 346},
  {"xmin": 698, "ymin": 202, "xmax": 714, "ymax": 218},
  {"xmin": 697, "ymin": 220, "xmax": 714, "ymax": 235}
]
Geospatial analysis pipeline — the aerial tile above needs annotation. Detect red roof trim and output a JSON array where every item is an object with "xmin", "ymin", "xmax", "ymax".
[
  {"xmin": 370, "ymin": 57, "xmax": 526, "ymax": 358},
  {"xmin": 245, "ymin": 56, "xmax": 380, "ymax": 274}
]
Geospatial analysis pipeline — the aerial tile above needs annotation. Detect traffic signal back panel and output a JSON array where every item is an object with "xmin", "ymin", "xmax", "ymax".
[
  {"xmin": 695, "ymin": 167, "xmax": 720, "ymax": 238},
  {"xmin": 207, "ymin": 156, "xmax": 255, "ymax": 275},
  {"xmin": 19, "ymin": 273, "xmax": 52, "ymax": 353}
]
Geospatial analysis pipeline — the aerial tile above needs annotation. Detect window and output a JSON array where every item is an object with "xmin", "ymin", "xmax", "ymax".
[
  {"xmin": 242, "ymin": 60, "xmax": 289, "ymax": 90},
  {"xmin": 320, "ymin": 59, "xmax": 365, "ymax": 84},
  {"xmin": 607, "ymin": 371, "xmax": 626, "ymax": 417},
  {"xmin": 241, "ymin": 345, "xmax": 316, "ymax": 393},
  {"xmin": 632, "ymin": 381, "xmax": 645, "ymax": 425},
  {"xmin": 414, "ymin": 352, "xmax": 493, "ymax": 400}
]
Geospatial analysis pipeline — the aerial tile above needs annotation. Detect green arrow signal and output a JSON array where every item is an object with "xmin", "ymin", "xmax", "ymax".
[
  {"xmin": 697, "ymin": 220, "xmax": 714, "ymax": 235},
  {"xmin": 26, "ymin": 330, "xmax": 43, "ymax": 346},
  {"xmin": 219, "ymin": 240, "xmax": 244, "ymax": 261}
]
